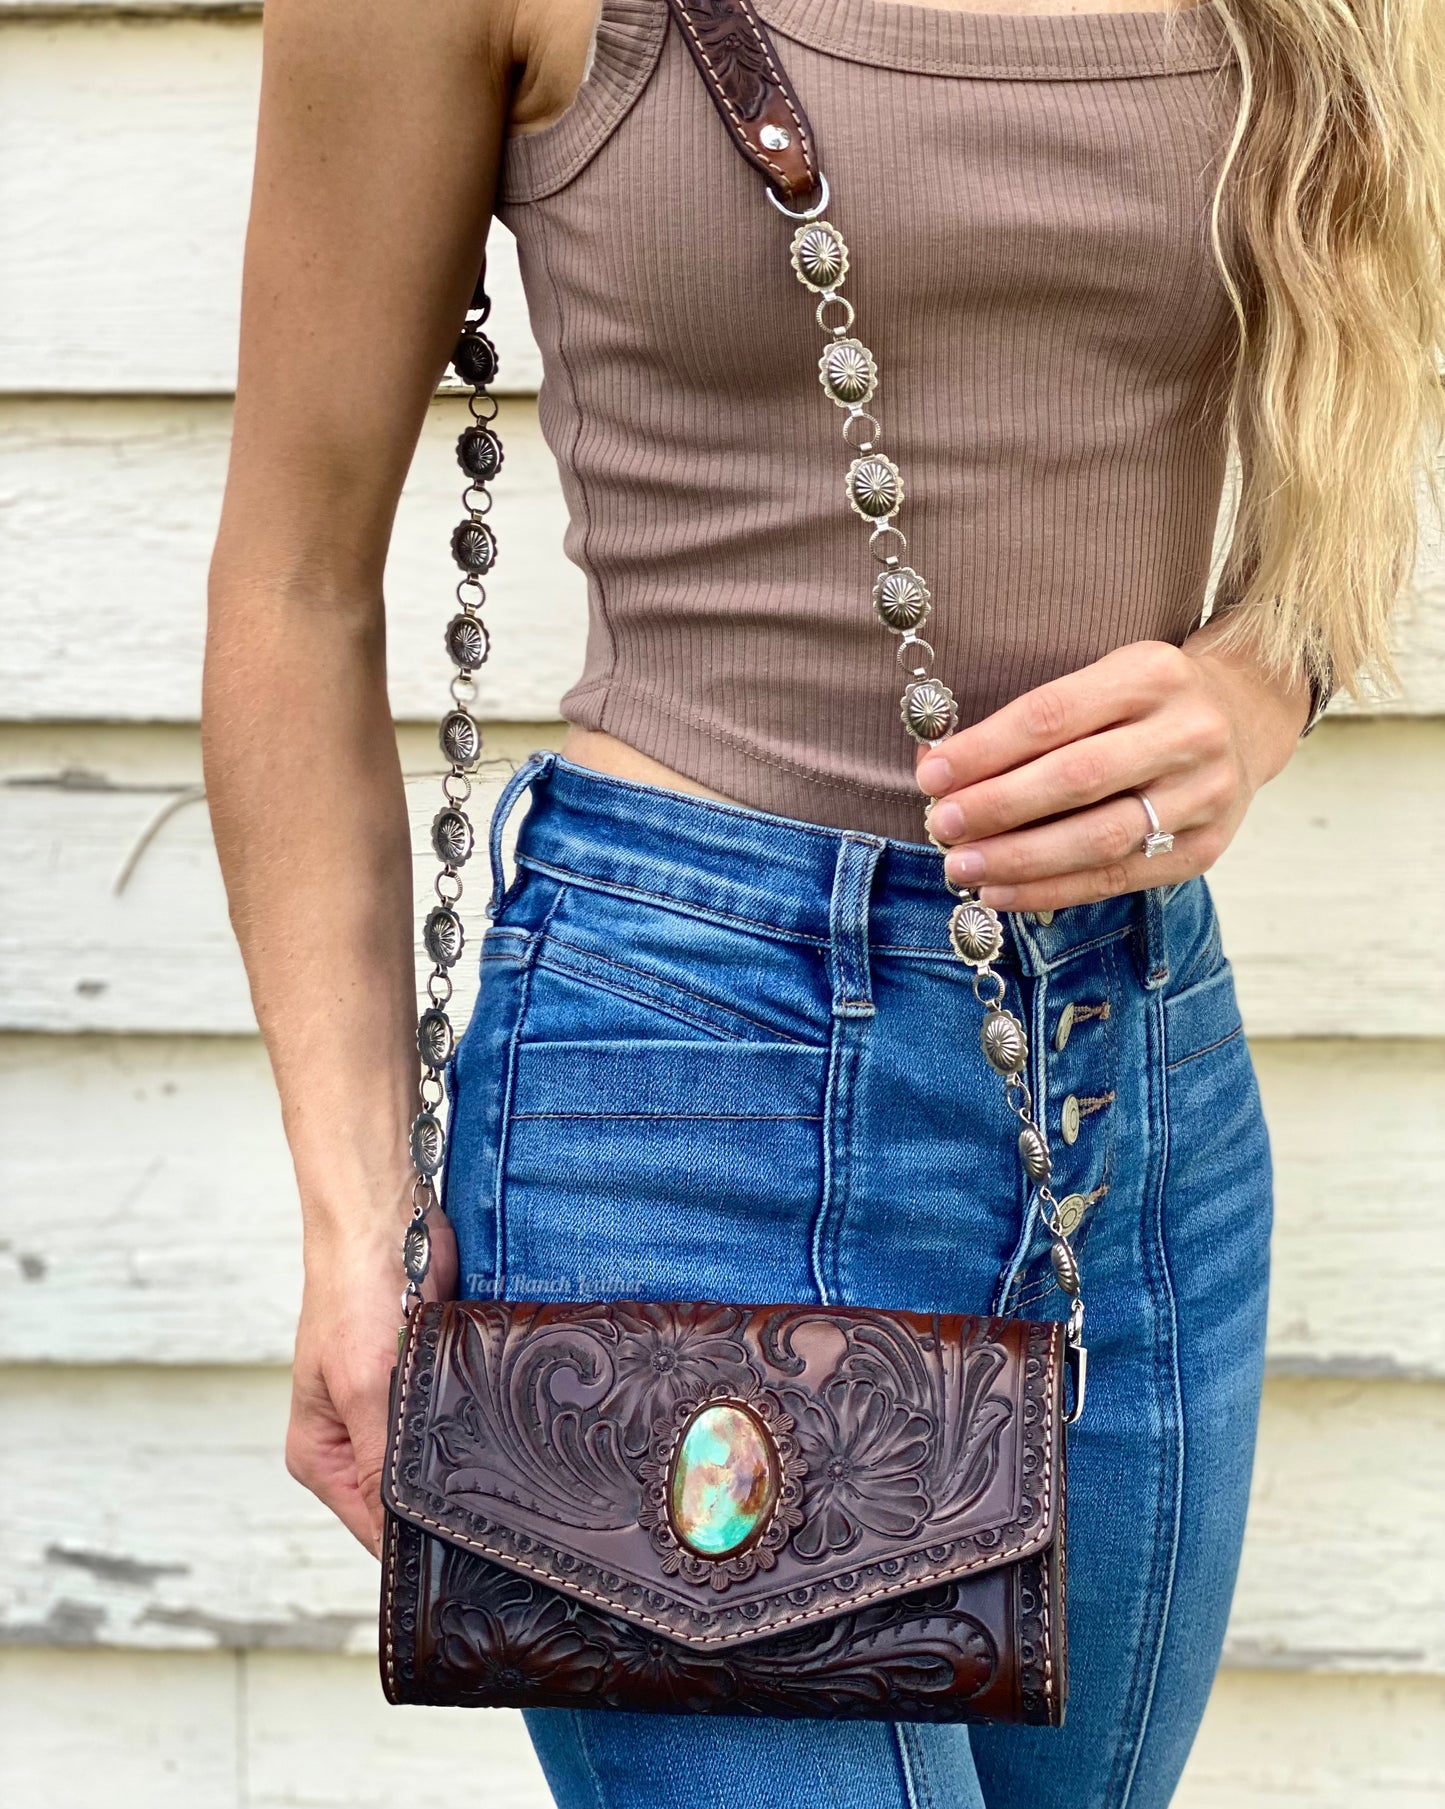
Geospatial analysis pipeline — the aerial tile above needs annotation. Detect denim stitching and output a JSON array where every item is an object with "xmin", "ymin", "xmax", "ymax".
[
  {"xmin": 893, "ymin": 1723, "xmax": 931, "ymax": 1809},
  {"xmin": 1165, "ymin": 1022, "xmax": 1243, "ymax": 1071},
  {"xmin": 493, "ymin": 882, "xmax": 565, "ymax": 1298},
  {"xmin": 1024, "ymin": 922, "xmax": 1137, "ymax": 973},
  {"xmin": 1087, "ymin": 943, "xmax": 1121, "ymax": 1272},
  {"xmin": 564, "ymin": 1710, "xmax": 610, "ymax": 1809},
  {"xmin": 1011, "ymin": 1187, "xmax": 1109, "ymax": 1309},
  {"xmin": 517, "ymin": 854, "xmax": 832, "ymax": 948},
  {"xmin": 1166, "ymin": 888, "xmax": 1225, "ymax": 996},
  {"xmin": 487, "ymin": 752, "xmax": 553, "ymax": 919},
  {"xmin": 536, "ymin": 931, "xmax": 822, "ymax": 1046},
  {"xmin": 511, "ymin": 1110, "xmax": 824, "ymax": 1122},
  {"xmin": 1106, "ymin": 978, "xmax": 1185, "ymax": 1808},
  {"xmin": 814, "ymin": 1019, "xmax": 863, "ymax": 1306}
]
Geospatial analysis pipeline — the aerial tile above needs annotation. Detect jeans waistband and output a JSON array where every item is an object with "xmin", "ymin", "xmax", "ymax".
[{"xmin": 486, "ymin": 750, "xmax": 1176, "ymax": 988}]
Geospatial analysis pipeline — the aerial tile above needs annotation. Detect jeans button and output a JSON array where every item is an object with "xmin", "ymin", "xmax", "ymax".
[
  {"xmin": 1054, "ymin": 1002, "xmax": 1076, "ymax": 1052},
  {"xmin": 1032, "ymin": 909, "xmax": 1055, "ymax": 926},
  {"xmin": 1056, "ymin": 1192, "xmax": 1087, "ymax": 1234},
  {"xmin": 1061, "ymin": 1094, "xmax": 1081, "ymax": 1145}
]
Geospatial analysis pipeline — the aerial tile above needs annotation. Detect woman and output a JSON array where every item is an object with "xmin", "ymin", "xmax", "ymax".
[{"xmin": 203, "ymin": 0, "xmax": 1444, "ymax": 1803}]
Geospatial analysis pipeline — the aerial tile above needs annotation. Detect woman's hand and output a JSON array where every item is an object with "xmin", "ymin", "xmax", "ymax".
[
  {"xmin": 286, "ymin": 1201, "xmax": 458, "ymax": 1554},
  {"xmin": 915, "ymin": 628, "xmax": 1313, "ymax": 915}
]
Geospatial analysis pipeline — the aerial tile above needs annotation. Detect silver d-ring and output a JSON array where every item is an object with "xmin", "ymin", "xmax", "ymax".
[
  {"xmin": 766, "ymin": 171, "xmax": 831, "ymax": 221},
  {"xmin": 1138, "ymin": 792, "xmax": 1175, "ymax": 859}
]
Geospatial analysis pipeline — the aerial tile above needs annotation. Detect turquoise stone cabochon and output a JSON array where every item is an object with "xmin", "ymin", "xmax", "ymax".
[{"xmin": 667, "ymin": 1401, "xmax": 780, "ymax": 1558}]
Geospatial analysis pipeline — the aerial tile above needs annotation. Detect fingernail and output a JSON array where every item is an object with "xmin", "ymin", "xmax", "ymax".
[
  {"xmin": 917, "ymin": 756, "xmax": 952, "ymax": 795},
  {"xmin": 980, "ymin": 885, "xmax": 1017, "ymax": 910},
  {"xmin": 930, "ymin": 801, "xmax": 965, "ymax": 841},
  {"xmin": 946, "ymin": 847, "xmax": 984, "ymax": 883}
]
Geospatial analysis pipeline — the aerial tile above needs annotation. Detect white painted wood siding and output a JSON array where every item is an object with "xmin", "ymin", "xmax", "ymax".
[{"xmin": 3, "ymin": 5, "xmax": 1443, "ymax": 1807}]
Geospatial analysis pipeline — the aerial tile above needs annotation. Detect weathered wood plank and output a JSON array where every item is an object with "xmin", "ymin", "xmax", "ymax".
[
  {"xmin": 244, "ymin": 1653, "xmax": 550, "ymax": 1809},
  {"xmin": 2, "ymin": 2, "xmax": 257, "ymax": 10},
  {"xmin": 1252, "ymin": 1040, "xmax": 1445, "ymax": 1383},
  {"xmin": 0, "ymin": 398, "xmax": 587, "ymax": 722},
  {"xmin": 1206, "ymin": 718, "xmax": 1445, "ymax": 1038},
  {"xmin": 3, "ymin": 1648, "xmax": 1443, "ymax": 1809},
  {"xmin": 0, "ymin": 1366, "xmax": 377, "ymax": 1653},
  {"xmin": 0, "ymin": 1649, "xmax": 242, "ymax": 1809},
  {"xmin": 2, "ymin": 719, "xmax": 1441, "ymax": 1037},
  {"xmin": 0, "ymin": 1366, "xmax": 1440, "ymax": 1670},
  {"xmin": 0, "ymin": 1649, "xmax": 550, "ymax": 1809},
  {"xmin": 0, "ymin": 722, "xmax": 563, "ymax": 1036},
  {"xmin": 0, "ymin": 1034, "xmax": 303, "ymax": 1364},
  {"xmin": 1225, "ymin": 1378, "xmax": 1445, "ymax": 1675},
  {"xmin": 0, "ymin": 19, "xmax": 538, "ymax": 395},
  {"xmin": 1177, "ymin": 1670, "xmax": 1445, "ymax": 1809},
  {"xmin": 4, "ymin": 1032, "xmax": 1442, "ymax": 1375}
]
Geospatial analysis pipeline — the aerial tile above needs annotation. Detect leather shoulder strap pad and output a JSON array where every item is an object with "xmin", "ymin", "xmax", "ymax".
[{"xmin": 665, "ymin": 0, "xmax": 822, "ymax": 206}]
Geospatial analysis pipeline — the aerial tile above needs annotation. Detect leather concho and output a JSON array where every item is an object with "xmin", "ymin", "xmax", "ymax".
[{"xmin": 380, "ymin": 1300, "xmax": 1068, "ymax": 1722}]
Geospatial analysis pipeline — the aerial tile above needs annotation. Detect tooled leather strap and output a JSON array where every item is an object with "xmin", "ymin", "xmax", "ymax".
[{"xmin": 665, "ymin": 0, "xmax": 822, "ymax": 206}]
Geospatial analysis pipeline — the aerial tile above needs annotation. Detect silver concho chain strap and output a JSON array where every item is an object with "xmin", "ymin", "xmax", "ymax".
[
  {"xmin": 400, "ymin": 287, "xmax": 503, "ymax": 1327},
  {"xmin": 766, "ymin": 174, "xmax": 1087, "ymax": 1420},
  {"xmin": 399, "ymin": 231, "xmax": 1087, "ymax": 1418}
]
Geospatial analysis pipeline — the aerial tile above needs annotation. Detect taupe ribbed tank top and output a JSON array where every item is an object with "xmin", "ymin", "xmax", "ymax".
[{"xmin": 496, "ymin": 0, "xmax": 1243, "ymax": 842}]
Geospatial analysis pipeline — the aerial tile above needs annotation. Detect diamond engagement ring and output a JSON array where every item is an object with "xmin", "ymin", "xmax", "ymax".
[{"xmin": 1138, "ymin": 793, "xmax": 1175, "ymax": 859}]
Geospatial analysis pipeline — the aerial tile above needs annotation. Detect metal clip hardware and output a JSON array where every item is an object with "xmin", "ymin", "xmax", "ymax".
[{"xmin": 1064, "ymin": 1300, "xmax": 1088, "ymax": 1425}]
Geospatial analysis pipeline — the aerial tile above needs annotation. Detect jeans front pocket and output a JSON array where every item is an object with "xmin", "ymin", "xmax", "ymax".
[
  {"xmin": 500, "ymin": 1030, "xmax": 830, "ymax": 1304},
  {"xmin": 523, "ymin": 875, "xmax": 832, "ymax": 1049},
  {"xmin": 497, "ymin": 874, "xmax": 830, "ymax": 1300},
  {"xmin": 1161, "ymin": 953, "xmax": 1271, "ymax": 1367}
]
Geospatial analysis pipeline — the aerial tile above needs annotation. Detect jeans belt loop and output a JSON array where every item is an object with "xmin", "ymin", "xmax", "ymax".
[
  {"xmin": 1138, "ymin": 885, "xmax": 1171, "ymax": 991},
  {"xmin": 486, "ymin": 749, "xmax": 556, "ymax": 918},
  {"xmin": 828, "ymin": 833, "xmax": 885, "ymax": 1018}
]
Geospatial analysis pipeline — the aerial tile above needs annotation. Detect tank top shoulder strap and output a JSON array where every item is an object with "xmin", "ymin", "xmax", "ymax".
[{"xmin": 500, "ymin": 0, "xmax": 670, "ymax": 206}]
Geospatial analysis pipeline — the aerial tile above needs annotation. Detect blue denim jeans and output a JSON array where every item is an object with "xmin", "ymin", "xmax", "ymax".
[{"xmin": 443, "ymin": 751, "xmax": 1272, "ymax": 1809}]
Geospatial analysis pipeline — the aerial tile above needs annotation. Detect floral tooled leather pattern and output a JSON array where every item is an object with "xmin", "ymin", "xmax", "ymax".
[
  {"xmin": 383, "ymin": 1301, "xmax": 1062, "ymax": 1654},
  {"xmin": 382, "ymin": 1524, "xmax": 1059, "ymax": 1723},
  {"xmin": 674, "ymin": 0, "xmax": 776, "ymax": 118},
  {"xmin": 664, "ymin": 0, "xmax": 821, "ymax": 203}
]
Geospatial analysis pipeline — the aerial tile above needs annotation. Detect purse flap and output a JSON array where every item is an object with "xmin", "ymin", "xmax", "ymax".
[{"xmin": 383, "ymin": 1299, "xmax": 1063, "ymax": 1651}]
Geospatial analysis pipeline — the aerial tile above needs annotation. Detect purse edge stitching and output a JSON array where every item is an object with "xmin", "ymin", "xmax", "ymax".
[{"xmin": 382, "ymin": 1310, "xmax": 1062, "ymax": 1653}]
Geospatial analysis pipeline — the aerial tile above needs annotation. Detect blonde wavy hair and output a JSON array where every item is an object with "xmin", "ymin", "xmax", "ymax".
[{"xmin": 1196, "ymin": 0, "xmax": 1445, "ymax": 698}]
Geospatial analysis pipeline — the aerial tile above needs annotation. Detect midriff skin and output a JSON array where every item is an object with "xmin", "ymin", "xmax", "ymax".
[
  {"xmin": 559, "ymin": 725, "xmax": 741, "ymax": 803},
  {"xmin": 550, "ymin": 0, "xmax": 1203, "ymax": 805}
]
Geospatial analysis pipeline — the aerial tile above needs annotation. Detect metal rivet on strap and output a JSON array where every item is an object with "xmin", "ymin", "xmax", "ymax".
[
  {"xmin": 760, "ymin": 124, "xmax": 792, "ymax": 151},
  {"xmin": 1054, "ymin": 1001, "xmax": 1076, "ymax": 1052}
]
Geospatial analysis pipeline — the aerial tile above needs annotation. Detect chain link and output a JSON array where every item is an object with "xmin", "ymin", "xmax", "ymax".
[
  {"xmin": 397, "ymin": 220, "xmax": 1088, "ymax": 1417},
  {"xmin": 783, "ymin": 198, "xmax": 1087, "ymax": 1417},
  {"xmin": 402, "ymin": 293, "xmax": 502, "ymax": 1320}
]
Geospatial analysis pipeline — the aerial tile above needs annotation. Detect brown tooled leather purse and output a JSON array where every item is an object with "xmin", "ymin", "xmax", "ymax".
[{"xmin": 379, "ymin": 0, "xmax": 1087, "ymax": 1724}]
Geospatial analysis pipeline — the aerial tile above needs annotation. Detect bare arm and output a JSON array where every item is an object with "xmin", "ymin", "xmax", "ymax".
[{"xmin": 204, "ymin": 0, "xmax": 518, "ymax": 1550}]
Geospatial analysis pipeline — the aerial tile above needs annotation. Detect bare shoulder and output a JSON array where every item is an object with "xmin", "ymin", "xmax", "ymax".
[{"xmin": 507, "ymin": 0, "xmax": 605, "ymax": 136}]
